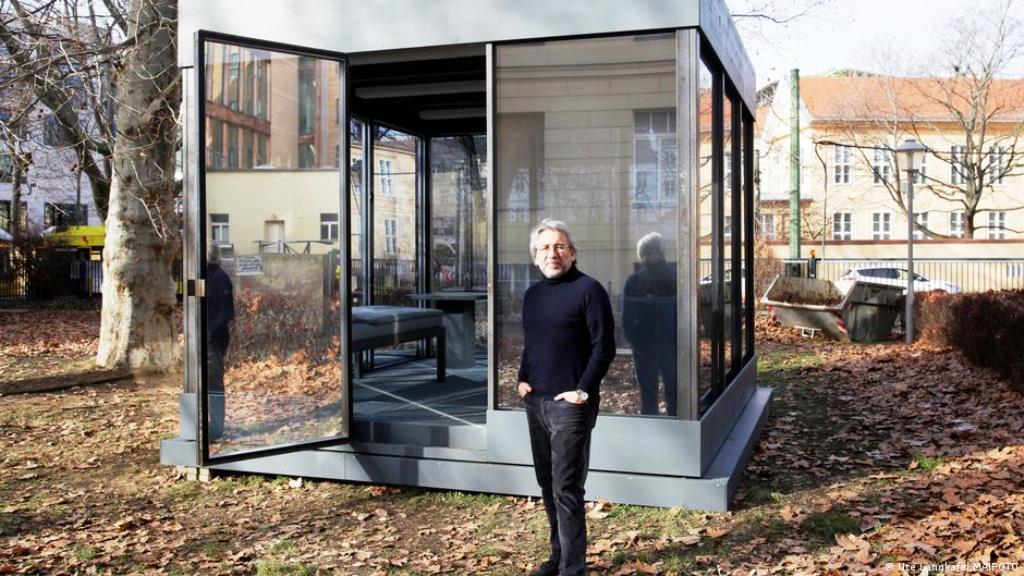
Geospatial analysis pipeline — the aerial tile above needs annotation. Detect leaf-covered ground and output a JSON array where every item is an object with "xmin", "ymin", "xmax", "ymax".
[{"xmin": 1, "ymin": 309, "xmax": 1023, "ymax": 575}]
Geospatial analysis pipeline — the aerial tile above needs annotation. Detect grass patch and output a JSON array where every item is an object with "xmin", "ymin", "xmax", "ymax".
[
  {"xmin": 802, "ymin": 510, "xmax": 860, "ymax": 542},
  {"xmin": 738, "ymin": 485, "xmax": 785, "ymax": 507},
  {"xmin": 912, "ymin": 454, "xmax": 944, "ymax": 471},
  {"xmin": 203, "ymin": 542, "xmax": 228, "ymax": 557},
  {"xmin": 254, "ymin": 559, "xmax": 316, "ymax": 576},
  {"xmin": 161, "ymin": 481, "xmax": 201, "ymax": 501},
  {"xmin": 433, "ymin": 490, "xmax": 500, "ymax": 509},
  {"xmin": 734, "ymin": 507, "xmax": 791, "ymax": 543},
  {"xmin": 271, "ymin": 539, "xmax": 295, "ymax": 553},
  {"xmin": 757, "ymin": 347, "xmax": 822, "ymax": 379},
  {"xmin": 72, "ymin": 547, "xmax": 98, "ymax": 561}
]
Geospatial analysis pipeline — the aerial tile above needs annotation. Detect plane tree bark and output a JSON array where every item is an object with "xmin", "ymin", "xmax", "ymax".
[{"xmin": 95, "ymin": 0, "xmax": 180, "ymax": 370}]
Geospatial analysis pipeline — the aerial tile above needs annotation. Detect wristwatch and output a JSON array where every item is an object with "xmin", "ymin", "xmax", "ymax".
[{"xmin": 575, "ymin": 389, "xmax": 589, "ymax": 403}]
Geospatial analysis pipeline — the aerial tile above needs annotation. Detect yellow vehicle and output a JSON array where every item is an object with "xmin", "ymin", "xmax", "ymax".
[{"xmin": 46, "ymin": 225, "xmax": 105, "ymax": 261}]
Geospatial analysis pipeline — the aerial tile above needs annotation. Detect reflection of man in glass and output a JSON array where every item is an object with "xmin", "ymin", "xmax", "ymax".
[
  {"xmin": 206, "ymin": 243, "xmax": 234, "ymax": 440},
  {"xmin": 622, "ymin": 232, "xmax": 677, "ymax": 416},
  {"xmin": 516, "ymin": 219, "xmax": 616, "ymax": 576}
]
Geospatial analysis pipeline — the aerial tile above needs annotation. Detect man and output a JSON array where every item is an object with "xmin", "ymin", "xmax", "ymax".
[
  {"xmin": 622, "ymin": 232, "xmax": 677, "ymax": 416},
  {"xmin": 206, "ymin": 243, "xmax": 234, "ymax": 440},
  {"xmin": 517, "ymin": 219, "xmax": 616, "ymax": 576}
]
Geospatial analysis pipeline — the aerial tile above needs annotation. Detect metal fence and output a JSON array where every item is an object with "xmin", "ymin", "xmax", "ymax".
[
  {"xmin": 695, "ymin": 258, "xmax": 1024, "ymax": 295},
  {"xmin": 1, "ymin": 254, "xmax": 185, "ymax": 302},
  {"xmin": 812, "ymin": 258, "xmax": 1024, "ymax": 293}
]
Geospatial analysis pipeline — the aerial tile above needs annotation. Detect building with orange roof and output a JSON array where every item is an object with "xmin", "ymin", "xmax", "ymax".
[{"xmin": 756, "ymin": 72, "xmax": 1024, "ymax": 265}]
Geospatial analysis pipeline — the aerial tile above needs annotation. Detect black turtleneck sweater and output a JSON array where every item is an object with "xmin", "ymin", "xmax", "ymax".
[{"xmin": 517, "ymin": 265, "xmax": 616, "ymax": 398}]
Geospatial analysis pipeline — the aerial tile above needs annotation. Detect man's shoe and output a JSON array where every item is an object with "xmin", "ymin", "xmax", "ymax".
[{"xmin": 529, "ymin": 559, "xmax": 559, "ymax": 576}]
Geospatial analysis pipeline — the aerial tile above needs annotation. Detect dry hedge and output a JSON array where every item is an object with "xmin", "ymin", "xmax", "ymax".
[{"xmin": 916, "ymin": 289, "xmax": 1024, "ymax": 392}]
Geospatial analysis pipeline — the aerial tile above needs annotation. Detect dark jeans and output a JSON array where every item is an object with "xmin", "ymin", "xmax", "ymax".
[
  {"xmin": 632, "ymin": 341, "xmax": 677, "ymax": 416},
  {"xmin": 525, "ymin": 395, "xmax": 599, "ymax": 576}
]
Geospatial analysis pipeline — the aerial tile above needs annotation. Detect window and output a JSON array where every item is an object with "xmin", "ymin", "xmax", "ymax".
[
  {"xmin": 256, "ymin": 134, "xmax": 267, "ymax": 166},
  {"xmin": 724, "ymin": 215, "xmax": 732, "ymax": 241},
  {"xmin": 0, "ymin": 200, "xmax": 28, "ymax": 230},
  {"xmin": 298, "ymin": 143, "xmax": 316, "ymax": 168},
  {"xmin": 989, "ymin": 146, "xmax": 1006, "ymax": 185},
  {"xmin": 949, "ymin": 211, "xmax": 964, "ymax": 238},
  {"xmin": 243, "ymin": 57, "xmax": 255, "ymax": 116},
  {"xmin": 988, "ymin": 211, "xmax": 1007, "ymax": 239},
  {"xmin": 227, "ymin": 125, "xmax": 239, "ymax": 169},
  {"xmin": 320, "ymin": 213, "xmax": 339, "ymax": 241},
  {"xmin": 913, "ymin": 211, "xmax": 928, "ymax": 240},
  {"xmin": 378, "ymin": 159, "xmax": 394, "ymax": 197},
  {"xmin": 833, "ymin": 146, "xmax": 852, "ymax": 184},
  {"xmin": 208, "ymin": 119, "xmax": 223, "ymax": 169},
  {"xmin": 44, "ymin": 203, "xmax": 86, "ymax": 228},
  {"xmin": 210, "ymin": 213, "xmax": 229, "ymax": 243},
  {"xmin": 228, "ymin": 52, "xmax": 240, "ymax": 110},
  {"xmin": 384, "ymin": 218, "xmax": 397, "ymax": 254},
  {"xmin": 758, "ymin": 213, "xmax": 776, "ymax": 240},
  {"xmin": 43, "ymin": 115, "xmax": 69, "ymax": 147},
  {"xmin": 832, "ymin": 212, "xmax": 852, "ymax": 240},
  {"xmin": 0, "ymin": 153, "xmax": 13, "ymax": 183},
  {"xmin": 872, "ymin": 212, "xmax": 891, "ymax": 240},
  {"xmin": 298, "ymin": 56, "xmax": 317, "ymax": 135},
  {"xmin": 633, "ymin": 110, "xmax": 677, "ymax": 208},
  {"xmin": 912, "ymin": 152, "xmax": 928, "ymax": 184},
  {"xmin": 255, "ymin": 57, "xmax": 268, "ymax": 119},
  {"xmin": 242, "ymin": 129, "xmax": 253, "ymax": 169},
  {"xmin": 951, "ymin": 145, "xmax": 967, "ymax": 185},
  {"xmin": 872, "ymin": 149, "xmax": 891, "ymax": 184}
]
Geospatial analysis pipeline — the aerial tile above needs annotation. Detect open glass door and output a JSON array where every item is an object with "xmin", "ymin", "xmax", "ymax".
[{"xmin": 197, "ymin": 32, "xmax": 351, "ymax": 464}]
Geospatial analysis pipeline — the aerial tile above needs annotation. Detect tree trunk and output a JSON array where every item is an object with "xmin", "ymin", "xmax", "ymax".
[
  {"xmin": 96, "ymin": 0, "xmax": 180, "ymax": 371},
  {"xmin": 10, "ymin": 167, "xmax": 22, "ymax": 239}
]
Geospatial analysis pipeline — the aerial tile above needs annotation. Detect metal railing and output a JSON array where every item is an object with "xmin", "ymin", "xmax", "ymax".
[{"xmin": 812, "ymin": 258, "xmax": 1024, "ymax": 293}]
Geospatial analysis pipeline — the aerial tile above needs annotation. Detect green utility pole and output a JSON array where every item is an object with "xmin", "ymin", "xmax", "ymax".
[{"xmin": 789, "ymin": 69, "xmax": 801, "ymax": 259}]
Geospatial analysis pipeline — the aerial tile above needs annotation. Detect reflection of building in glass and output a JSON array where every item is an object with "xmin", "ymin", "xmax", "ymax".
[
  {"xmin": 496, "ymin": 34, "xmax": 679, "ymax": 291},
  {"xmin": 204, "ymin": 45, "xmax": 341, "ymax": 171}
]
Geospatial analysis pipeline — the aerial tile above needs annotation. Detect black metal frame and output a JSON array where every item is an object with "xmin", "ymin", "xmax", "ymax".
[
  {"xmin": 743, "ymin": 110, "xmax": 756, "ymax": 362},
  {"xmin": 728, "ymin": 85, "xmax": 743, "ymax": 379},
  {"xmin": 697, "ymin": 35, "xmax": 756, "ymax": 415},
  {"xmin": 709, "ymin": 50, "xmax": 725, "ymax": 405},
  {"xmin": 196, "ymin": 30, "xmax": 352, "ymax": 466}
]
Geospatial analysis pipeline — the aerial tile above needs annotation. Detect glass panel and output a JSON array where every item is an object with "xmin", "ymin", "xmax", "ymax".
[
  {"xmin": 202, "ymin": 40, "xmax": 345, "ymax": 457},
  {"xmin": 430, "ymin": 136, "xmax": 488, "ymax": 291},
  {"xmin": 722, "ymin": 93, "xmax": 733, "ymax": 379},
  {"xmin": 430, "ymin": 135, "xmax": 489, "ymax": 353},
  {"xmin": 350, "ymin": 119, "xmax": 365, "ymax": 303},
  {"xmin": 696, "ymin": 58, "xmax": 713, "ymax": 409},
  {"xmin": 495, "ymin": 33, "xmax": 679, "ymax": 416},
  {"xmin": 371, "ymin": 126, "xmax": 419, "ymax": 305},
  {"xmin": 738, "ymin": 112, "xmax": 748, "ymax": 365}
]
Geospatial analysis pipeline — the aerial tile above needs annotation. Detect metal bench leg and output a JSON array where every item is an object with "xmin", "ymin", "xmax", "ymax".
[{"xmin": 436, "ymin": 329, "xmax": 446, "ymax": 382}]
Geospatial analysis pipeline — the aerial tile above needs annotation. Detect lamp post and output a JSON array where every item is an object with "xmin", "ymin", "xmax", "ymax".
[{"xmin": 895, "ymin": 139, "xmax": 928, "ymax": 344}]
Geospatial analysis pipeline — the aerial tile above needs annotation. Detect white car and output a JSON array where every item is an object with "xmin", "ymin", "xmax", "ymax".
[{"xmin": 835, "ymin": 267, "xmax": 961, "ymax": 295}]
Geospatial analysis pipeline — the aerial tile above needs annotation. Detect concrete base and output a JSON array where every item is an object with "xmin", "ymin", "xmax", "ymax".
[{"xmin": 161, "ymin": 386, "xmax": 771, "ymax": 510}]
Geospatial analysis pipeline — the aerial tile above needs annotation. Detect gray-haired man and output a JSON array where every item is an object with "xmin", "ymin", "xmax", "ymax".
[{"xmin": 517, "ymin": 219, "xmax": 616, "ymax": 576}]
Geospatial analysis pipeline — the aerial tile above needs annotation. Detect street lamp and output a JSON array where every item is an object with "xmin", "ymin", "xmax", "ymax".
[{"xmin": 895, "ymin": 138, "xmax": 928, "ymax": 344}]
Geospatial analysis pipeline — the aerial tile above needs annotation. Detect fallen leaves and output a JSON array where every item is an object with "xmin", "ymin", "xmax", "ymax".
[{"xmin": 2, "ymin": 308, "xmax": 1024, "ymax": 575}]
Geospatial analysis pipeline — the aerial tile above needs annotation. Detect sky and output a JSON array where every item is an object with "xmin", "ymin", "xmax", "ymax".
[{"xmin": 726, "ymin": 0, "xmax": 1024, "ymax": 88}]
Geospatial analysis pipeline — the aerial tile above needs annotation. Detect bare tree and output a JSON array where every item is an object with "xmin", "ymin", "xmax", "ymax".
[
  {"xmin": 1, "ymin": 0, "xmax": 180, "ymax": 370},
  {"xmin": 728, "ymin": 0, "xmax": 834, "ymax": 26},
  {"xmin": 0, "ymin": 0, "xmax": 119, "ymax": 219},
  {"xmin": 822, "ymin": 0, "xmax": 1024, "ymax": 239},
  {"xmin": 95, "ymin": 0, "xmax": 179, "ymax": 370},
  {"xmin": 0, "ymin": 80, "xmax": 35, "ymax": 239}
]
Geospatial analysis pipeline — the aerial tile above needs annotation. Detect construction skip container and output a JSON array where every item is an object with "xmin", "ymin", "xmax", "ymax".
[{"xmin": 760, "ymin": 275, "xmax": 905, "ymax": 342}]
